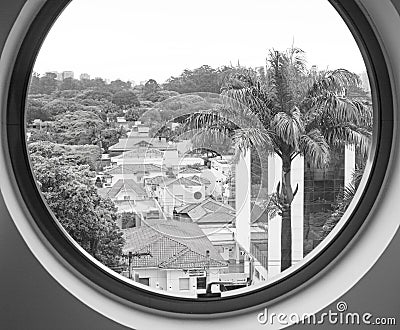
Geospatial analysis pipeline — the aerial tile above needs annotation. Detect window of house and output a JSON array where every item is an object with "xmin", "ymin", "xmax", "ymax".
[
  {"xmin": 179, "ymin": 278, "xmax": 190, "ymax": 291},
  {"xmin": 138, "ymin": 278, "xmax": 150, "ymax": 286},
  {"xmin": 7, "ymin": 0, "xmax": 392, "ymax": 315},
  {"xmin": 197, "ymin": 277, "xmax": 207, "ymax": 290}
]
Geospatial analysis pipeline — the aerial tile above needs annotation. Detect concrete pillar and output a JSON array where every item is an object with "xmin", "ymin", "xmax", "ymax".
[
  {"xmin": 345, "ymin": 144, "xmax": 356, "ymax": 187},
  {"xmin": 291, "ymin": 155, "xmax": 304, "ymax": 264},
  {"xmin": 267, "ymin": 154, "xmax": 282, "ymax": 278},
  {"xmin": 235, "ymin": 242, "xmax": 240, "ymax": 264},
  {"xmin": 235, "ymin": 150, "xmax": 251, "ymax": 252}
]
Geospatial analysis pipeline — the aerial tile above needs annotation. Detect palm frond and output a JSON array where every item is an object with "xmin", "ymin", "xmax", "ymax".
[
  {"xmin": 304, "ymin": 93, "xmax": 372, "ymax": 129},
  {"xmin": 324, "ymin": 125, "xmax": 371, "ymax": 156},
  {"xmin": 306, "ymin": 69, "xmax": 361, "ymax": 97},
  {"xmin": 222, "ymin": 68, "xmax": 274, "ymax": 125},
  {"xmin": 271, "ymin": 107, "xmax": 303, "ymax": 150},
  {"xmin": 299, "ymin": 128, "xmax": 330, "ymax": 168},
  {"xmin": 233, "ymin": 127, "xmax": 274, "ymax": 153}
]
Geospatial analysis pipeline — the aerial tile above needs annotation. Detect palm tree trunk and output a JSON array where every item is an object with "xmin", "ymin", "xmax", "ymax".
[
  {"xmin": 281, "ymin": 153, "xmax": 293, "ymax": 272},
  {"xmin": 281, "ymin": 205, "xmax": 292, "ymax": 271}
]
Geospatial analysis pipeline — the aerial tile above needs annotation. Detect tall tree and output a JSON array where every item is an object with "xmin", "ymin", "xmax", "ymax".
[
  {"xmin": 52, "ymin": 110, "xmax": 105, "ymax": 145},
  {"xmin": 163, "ymin": 65, "xmax": 232, "ymax": 94},
  {"xmin": 29, "ymin": 142, "xmax": 124, "ymax": 266},
  {"xmin": 39, "ymin": 72, "xmax": 59, "ymax": 95},
  {"xmin": 183, "ymin": 47, "xmax": 372, "ymax": 271},
  {"xmin": 112, "ymin": 90, "xmax": 140, "ymax": 109}
]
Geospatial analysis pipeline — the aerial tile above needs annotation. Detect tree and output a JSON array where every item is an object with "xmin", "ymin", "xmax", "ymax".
[
  {"xmin": 100, "ymin": 128, "xmax": 125, "ymax": 152},
  {"xmin": 28, "ymin": 72, "xmax": 42, "ymax": 94},
  {"xmin": 125, "ymin": 108, "xmax": 143, "ymax": 122},
  {"xmin": 43, "ymin": 99, "xmax": 85, "ymax": 118},
  {"xmin": 52, "ymin": 110, "xmax": 105, "ymax": 145},
  {"xmin": 39, "ymin": 72, "xmax": 59, "ymax": 95},
  {"xmin": 112, "ymin": 90, "xmax": 140, "ymax": 109},
  {"xmin": 107, "ymin": 79, "xmax": 132, "ymax": 93},
  {"xmin": 28, "ymin": 141, "xmax": 101, "ymax": 170},
  {"xmin": 28, "ymin": 141, "xmax": 124, "ymax": 266},
  {"xmin": 142, "ymin": 79, "xmax": 164, "ymax": 102},
  {"xmin": 163, "ymin": 65, "xmax": 232, "ymax": 94},
  {"xmin": 78, "ymin": 89, "xmax": 113, "ymax": 102},
  {"xmin": 59, "ymin": 77, "xmax": 82, "ymax": 91},
  {"xmin": 183, "ymin": 47, "xmax": 372, "ymax": 271},
  {"xmin": 25, "ymin": 96, "xmax": 49, "ymax": 123},
  {"xmin": 321, "ymin": 164, "xmax": 365, "ymax": 239}
]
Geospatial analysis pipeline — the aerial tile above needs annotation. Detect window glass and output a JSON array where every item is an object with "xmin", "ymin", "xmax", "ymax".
[
  {"xmin": 179, "ymin": 278, "xmax": 190, "ymax": 291},
  {"xmin": 26, "ymin": 0, "xmax": 373, "ymax": 299}
]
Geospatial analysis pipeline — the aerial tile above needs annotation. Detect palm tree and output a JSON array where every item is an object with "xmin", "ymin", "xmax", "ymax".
[
  {"xmin": 183, "ymin": 47, "xmax": 372, "ymax": 272},
  {"xmin": 322, "ymin": 164, "xmax": 366, "ymax": 239}
]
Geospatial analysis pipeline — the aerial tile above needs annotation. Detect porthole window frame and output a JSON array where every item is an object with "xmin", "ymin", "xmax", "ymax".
[{"xmin": 3, "ymin": 0, "xmax": 394, "ymax": 315}]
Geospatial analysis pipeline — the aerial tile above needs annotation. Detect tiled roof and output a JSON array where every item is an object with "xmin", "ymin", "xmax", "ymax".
[
  {"xmin": 178, "ymin": 167, "xmax": 202, "ymax": 174},
  {"xmin": 175, "ymin": 203, "xmax": 199, "ymax": 214},
  {"xmin": 145, "ymin": 175, "xmax": 167, "ymax": 185},
  {"xmin": 251, "ymin": 203, "xmax": 269, "ymax": 224},
  {"xmin": 112, "ymin": 148, "xmax": 164, "ymax": 159},
  {"xmin": 186, "ymin": 175, "xmax": 211, "ymax": 185},
  {"xmin": 122, "ymin": 220, "xmax": 227, "ymax": 269},
  {"xmin": 109, "ymin": 136, "xmax": 172, "ymax": 151},
  {"xmin": 176, "ymin": 198, "xmax": 234, "ymax": 214},
  {"xmin": 104, "ymin": 164, "xmax": 166, "ymax": 175},
  {"xmin": 114, "ymin": 199, "xmax": 159, "ymax": 213},
  {"xmin": 162, "ymin": 177, "xmax": 202, "ymax": 188},
  {"xmin": 97, "ymin": 187, "xmax": 111, "ymax": 198},
  {"xmin": 100, "ymin": 179, "xmax": 147, "ymax": 199},
  {"xmin": 201, "ymin": 199, "xmax": 235, "ymax": 213},
  {"xmin": 196, "ymin": 212, "xmax": 235, "ymax": 224},
  {"xmin": 175, "ymin": 198, "xmax": 235, "ymax": 224}
]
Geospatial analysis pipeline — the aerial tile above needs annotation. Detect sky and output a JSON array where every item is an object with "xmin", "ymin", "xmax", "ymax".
[{"xmin": 33, "ymin": 0, "xmax": 367, "ymax": 84}]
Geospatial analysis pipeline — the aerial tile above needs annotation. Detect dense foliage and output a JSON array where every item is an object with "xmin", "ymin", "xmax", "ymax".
[{"xmin": 29, "ymin": 141, "xmax": 124, "ymax": 267}]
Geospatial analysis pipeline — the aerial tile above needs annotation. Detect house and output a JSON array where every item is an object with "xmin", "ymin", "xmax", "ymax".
[
  {"xmin": 108, "ymin": 123, "xmax": 170, "ymax": 156},
  {"xmin": 209, "ymin": 156, "xmax": 233, "ymax": 175},
  {"xmin": 98, "ymin": 179, "xmax": 147, "ymax": 202},
  {"xmin": 174, "ymin": 198, "xmax": 236, "ymax": 249},
  {"xmin": 28, "ymin": 118, "xmax": 52, "ymax": 130},
  {"xmin": 108, "ymin": 136, "xmax": 171, "ymax": 156},
  {"xmin": 103, "ymin": 164, "xmax": 167, "ymax": 185},
  {"xmin": 116, "ymin": 117, "xmax": 129, "ymax": 130},
  {"xmin": 143, "ymin": 175, "xmax": 167, "ymax": 197},
  {"xmin": 155, "ymin": 177, "xmax": 206, "ymax": 217},
  {"xmin": 113, "ymin": 199, "xmax": 161, "ymax": 226},
  {"xmin": 98, "ymin": 179, "xmax": 161, "ymax": 226},
  {"xmin": 177, "ymin": 167, "xmax": 202, "ymax": 178},
  {"xmin": 122, "ymin": 220, "xmax": 228, "ymax": 296},
  {"xmin": 111, "ymin": 148, "xmax": 165, "ymax": 166},
  {"xmin": 197, "ymin": 167, "xmax": 231, "ymax": 201},
  {"xmin": 174, "ymin": 197, "xmax": 268, "ymax": 282}
]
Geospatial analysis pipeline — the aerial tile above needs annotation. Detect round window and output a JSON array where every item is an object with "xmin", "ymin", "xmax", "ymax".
[
  {"xmin": 194, "ymin": 192, "xmax": 203, "ymax": 200},
  {"xmin": 5, "ymin": 0, "xmax": 393, "ymax": 314}
]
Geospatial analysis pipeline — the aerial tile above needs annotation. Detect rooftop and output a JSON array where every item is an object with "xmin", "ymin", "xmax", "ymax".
[
  {"xmin": 112, "ymin": 148, "xmax": 164, "ymax": 160},
  {"xmin": 123, "ymin": 220, "xmax": 227, "ymax": 269},
  {"xmin": 98, "ymin": 179, "xmax": 147, "ymax": 199},
  {"xmin": 161, "ymin": 177, "xmax": 202, "ymax": 188},
  {"xmin": 175, "ymin": 198, "xmax": 235, "ymax": 224},
  {"xmin": 114, "ymin": 199, "xmax": 159, "ymax": 214},
  {"xmin": 109, "ymin": 136, "xmax": 172, "ymax": 152},
  {"xmin": 104, "ymin": 164, "xmax": 166, "ymax": 175},
  {"xmin": 178, "ymin": 167, "xmax": 202, "ymax": 174}
]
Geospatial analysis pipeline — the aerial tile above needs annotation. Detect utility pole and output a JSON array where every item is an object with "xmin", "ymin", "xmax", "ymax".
[
  {"xmin": 123, "ymin": 251, "xmax": 152, "ymax": 279},
  {"xmin": 205, "ymin": 250, "xmax": 210, "ymax": 285}
]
